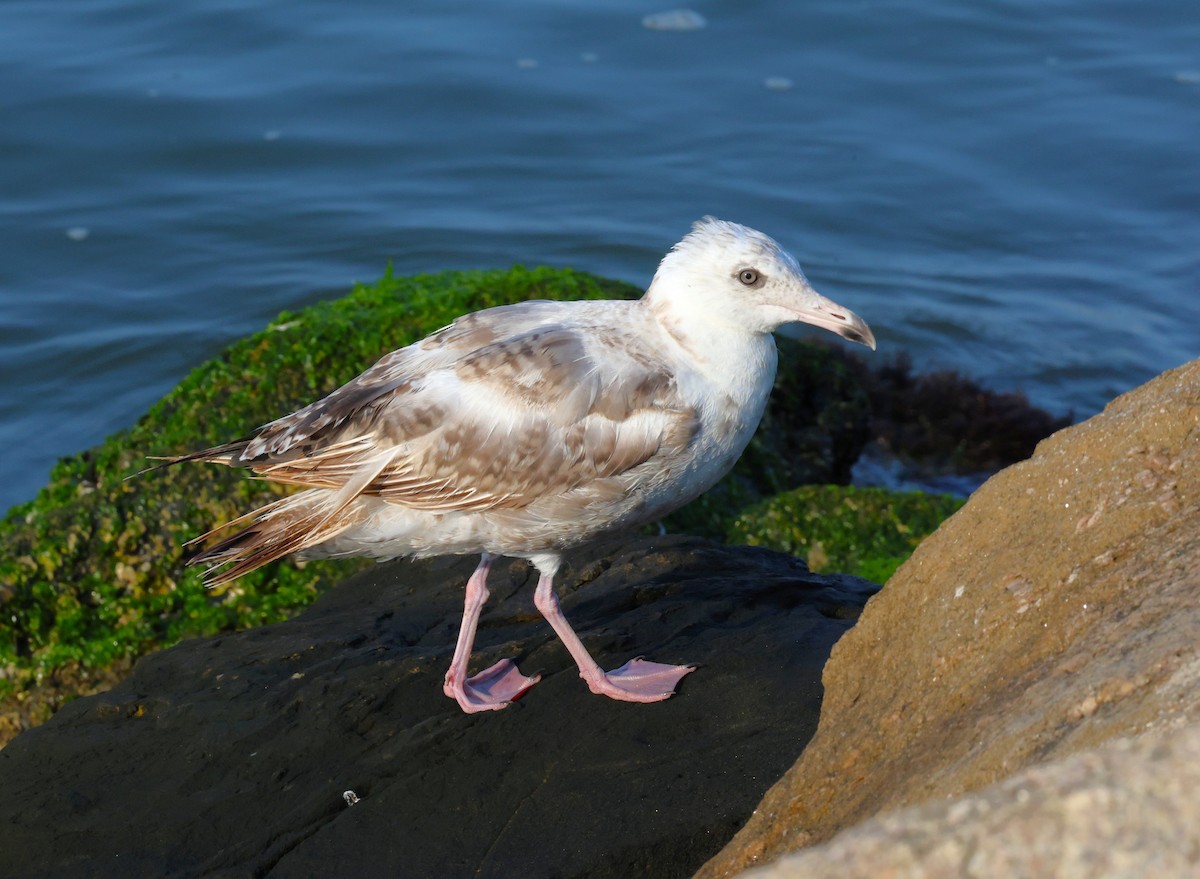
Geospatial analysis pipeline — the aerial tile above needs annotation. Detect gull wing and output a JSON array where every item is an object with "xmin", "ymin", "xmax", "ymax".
[{"xmin": 178, "ymin": 301, "xmax": 698, "ymax": 515}]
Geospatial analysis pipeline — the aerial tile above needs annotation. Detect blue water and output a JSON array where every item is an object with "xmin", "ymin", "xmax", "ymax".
[{"xmin": 2, "ymin": 1, "xmax": 1197, "ymax": 512}]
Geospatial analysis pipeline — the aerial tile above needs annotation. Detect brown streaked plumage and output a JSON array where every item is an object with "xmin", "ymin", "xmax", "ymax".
[{"xmin": 164, "ymin": 217, "xmax": 876, "ymax": 713}]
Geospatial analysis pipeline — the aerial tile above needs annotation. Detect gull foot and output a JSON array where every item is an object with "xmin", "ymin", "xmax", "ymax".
[
  {"xmin": 445, "ymin": 658, "xmax": 541, "ymax": 713},
  {"xmin": 585, "ymin": 657, "xmax": 696, "ymax": 702}
]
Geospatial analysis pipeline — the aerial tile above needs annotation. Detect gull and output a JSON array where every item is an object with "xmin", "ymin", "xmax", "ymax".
[{"xmin": 165, "ymin": 217, "xmax": 876, "ymax": 713}]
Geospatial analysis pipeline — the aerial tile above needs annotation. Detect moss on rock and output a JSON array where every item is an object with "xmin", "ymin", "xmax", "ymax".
[{"xmin": 725, "ymin": 485, "xmax": 965, "ymax": 583}]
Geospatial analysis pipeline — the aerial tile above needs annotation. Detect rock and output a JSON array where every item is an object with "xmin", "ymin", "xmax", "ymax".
[
  {"xmin": 698, "ymin": 358, "xmax": 1200, "ymax": 878},
  {"xmin": 739, "ymin": 721, "xmax": 1200, "ymax": 878},
  {"xmin": 0, "ymin": 536, "xmax": 877, "ymax": 879},
  {"xmin": 861, "ymin": 349, "xmax": 1073, "ymax": 475}
]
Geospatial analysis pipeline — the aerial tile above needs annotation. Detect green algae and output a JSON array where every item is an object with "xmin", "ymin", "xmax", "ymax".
[{"xmin": 725, "ymin": 485, "xmax": 966, "ymax": 583}]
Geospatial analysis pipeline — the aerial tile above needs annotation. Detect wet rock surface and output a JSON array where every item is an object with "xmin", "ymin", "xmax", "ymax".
[
  {"xmin": 699, "ymin": 358, "xmax": 1200, "ymax": 878},
  {"xmin": 0, "ymin": 536, "xmax": 876, "ymax": 879}
]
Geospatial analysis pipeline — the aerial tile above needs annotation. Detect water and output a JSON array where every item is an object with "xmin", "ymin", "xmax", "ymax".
[{"xmin": 2, "ymin": 0, "xmax": 1197, "ymax": 512}]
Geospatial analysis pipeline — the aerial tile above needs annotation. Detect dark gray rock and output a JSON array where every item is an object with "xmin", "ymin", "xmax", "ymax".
[{"xmin": 0, "ymin": 535, "xmax": 875, "ymax": 879}]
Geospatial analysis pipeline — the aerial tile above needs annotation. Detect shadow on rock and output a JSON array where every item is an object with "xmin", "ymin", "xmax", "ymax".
[{"xmin": 0, "ymin": 535, "xmax": 876, "ymax": 879}]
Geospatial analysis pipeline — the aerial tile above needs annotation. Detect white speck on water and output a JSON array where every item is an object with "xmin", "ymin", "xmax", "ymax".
[
  {"xmin": 343, "ymin": 790, "xmax": 360, "ymax": 806},
  {"xmin": 1174, "ymin": 70, "xmax": 1200, "ymax": 85},
  {"xmin": 764, "ymin": 76, "xmax": 794, "ymax": 91},
  {"xmin": 516, "ymin": 57, "xmax": 538, "ymax": 69},
  {"xmin": 263, "ymin": 129, "xmax": 282, "ymax": 141},
  {"xmin": 642, "ymin": 9, "xmax": 707, "ymax": 31},
  {"xmin": 66, "ymin": 227, "xmax": 90, "ymax": 241},
  {"xmin": 580, "ymin": 52, "xmax": 599, "ymax": 63}
]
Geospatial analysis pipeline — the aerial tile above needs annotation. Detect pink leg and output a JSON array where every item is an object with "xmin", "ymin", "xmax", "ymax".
[
  {"xmin": 443, "ymin": 554, "xmax": 540, "ymax": 713},
  {"xmin": 533, "ymin": 571, "xmax": 694, "ymax": 702}
]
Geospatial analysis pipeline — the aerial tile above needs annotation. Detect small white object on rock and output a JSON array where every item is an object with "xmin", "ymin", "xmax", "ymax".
[{"xmin": 343, "ymin": 790, "xmax": 360, "ymax": 806}]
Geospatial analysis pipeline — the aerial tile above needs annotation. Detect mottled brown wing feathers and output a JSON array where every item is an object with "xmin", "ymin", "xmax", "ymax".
[
  {"xmin": 178, "ymin": 307, "xmax": 697, "ymax": 530},
  {"xmin": 237, "ymin": 301, "xmax": 574, "ymax": 463},
  {"xmin": 189, "ymin": 447, "xmax": 397, "ymax": 585}
]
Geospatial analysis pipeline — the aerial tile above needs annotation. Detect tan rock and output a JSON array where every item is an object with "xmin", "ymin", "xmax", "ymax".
[
  {"xmin": 740, "ymin": 721, "xmax": 1200, "ymax": 879},
  {"xmin": 699, "ymin": 358, "xmax": 1200, "ymax": 878}
]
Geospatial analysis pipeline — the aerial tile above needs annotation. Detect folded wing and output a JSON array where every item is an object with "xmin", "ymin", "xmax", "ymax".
[{"xmin": 177, "ymin": 302, "xmax": 698, "ymax": 562}]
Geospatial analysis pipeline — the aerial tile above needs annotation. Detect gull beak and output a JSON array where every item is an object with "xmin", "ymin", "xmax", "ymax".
[{"xmin": 792, "ymin": 288, "xmax": 877, "ymax": 351}]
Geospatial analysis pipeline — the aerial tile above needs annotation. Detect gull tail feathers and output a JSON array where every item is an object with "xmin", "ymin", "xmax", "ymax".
[
  {"xmin": 189, "ymin": 449, "xmax": 398, "ymax": 586},
  {"xmin": 190, "ymin": 492, "xmax": 361, "ymax": 586},
  {"xmin": 129, "ymin": 438, "xmax": 255, "ymax": 480}
]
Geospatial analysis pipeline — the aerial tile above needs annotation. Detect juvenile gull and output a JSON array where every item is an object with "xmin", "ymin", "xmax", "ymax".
[{"xmin": 166, "ymin": 217, "xmax": 876, "ymax": 713}]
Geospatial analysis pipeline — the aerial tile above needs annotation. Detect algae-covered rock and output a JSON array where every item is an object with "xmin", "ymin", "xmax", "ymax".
[
  {"xmin": 0, "ymin": 266, "xmax": 872, "ymax": 744},
  {"xmin": 863, "ymin": 351, "xmax": 1073, "ymax": 475},
  {"xmin": 726, "ymin": 486, "xmax": 965, "ymax": 583}
]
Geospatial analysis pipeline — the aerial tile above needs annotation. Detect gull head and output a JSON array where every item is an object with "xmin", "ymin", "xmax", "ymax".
[{"xmin": 646, "ymin": 216, "xmax": 876, "ymax": 350}]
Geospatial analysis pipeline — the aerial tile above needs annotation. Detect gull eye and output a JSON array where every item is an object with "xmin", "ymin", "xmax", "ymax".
[{"xmin": 738, "ymin": 268, "xmax": 760, "ymax": 286}]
